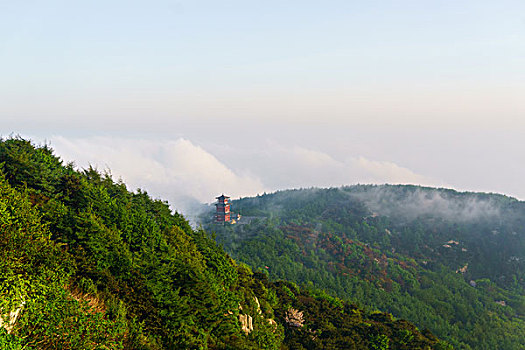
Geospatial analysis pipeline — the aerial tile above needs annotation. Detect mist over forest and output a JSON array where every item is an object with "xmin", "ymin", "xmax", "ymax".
[{"xmin": 203, "ymin": 184, "xmax": 525, "ymax": 349}]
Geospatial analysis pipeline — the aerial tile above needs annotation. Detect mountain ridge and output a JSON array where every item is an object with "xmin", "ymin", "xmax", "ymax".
[
  {"xmin": 203, "ymin": 185, "xmax": 525, "ymax": 349},
  {"xmin": 0, "ymin": 136, "xmax": 448, "ymax": 349}
]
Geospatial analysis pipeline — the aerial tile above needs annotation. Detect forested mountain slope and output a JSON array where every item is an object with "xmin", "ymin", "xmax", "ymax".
[
  {"xmin": 204, "ymin": 186, "xmax": 525, "ymax": 349},
  {"xmin": 0, "ymin": 137, "xmax": 447, "ymax": 349}
]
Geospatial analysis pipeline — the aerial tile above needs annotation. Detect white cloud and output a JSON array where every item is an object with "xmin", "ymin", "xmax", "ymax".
[
  {"xmin": 352, "ymin": 156, "xmax": 437, "ymax": 185},
  {"xmin": 211, "ymin": 142, "xmax": 442, "ymax": 190},
  {"xmin": 50, "ymin": 136, "xmax": 266, "ymax": 214},
  {"xmin": 48, "ymin": 136, "xmax": 442, "ymax": 216}
]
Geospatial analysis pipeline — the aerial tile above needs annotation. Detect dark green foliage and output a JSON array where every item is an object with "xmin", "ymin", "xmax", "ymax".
[
  {"xmin": 265, "ymin": 276, "xmax": 445, "ymax": 350},
  {"xmin": 0, "ymin": 137, "xmax": 446, "ymax": 349},
  {"xmin": 206, "ymin": 186, "xmax": 525, "ymax": 349},
  {"xmin": 0, "ymin": 138, "xmax": 253, "ymax": 348},
  {"xmin": 0, "ymin": 170, "xmax": 126, "ymax": 349}
]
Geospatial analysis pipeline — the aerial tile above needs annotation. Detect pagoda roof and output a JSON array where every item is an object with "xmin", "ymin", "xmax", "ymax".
[{"xmin": 216, "ymin": 194, "xmax": 230, "ymax": 199}]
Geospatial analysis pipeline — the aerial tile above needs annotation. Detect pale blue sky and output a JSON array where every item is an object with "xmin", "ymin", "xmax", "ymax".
[
  {"xmin": 3, "ymin": 1, "xmax": 524, "ymax": 111},
  {"xmin": 2, "ymin": 1, "xmax": 525, "ymax": 208}
]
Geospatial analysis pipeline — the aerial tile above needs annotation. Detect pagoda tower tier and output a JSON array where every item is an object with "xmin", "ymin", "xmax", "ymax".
[{"xmin": 215, "ymin": 194, "xmax": 231, "ymax": 222}]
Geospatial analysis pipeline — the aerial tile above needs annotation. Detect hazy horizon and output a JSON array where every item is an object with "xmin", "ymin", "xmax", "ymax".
[{"xmin": 3, "ymin": 1, "xmax": 524, "ymax": 213}]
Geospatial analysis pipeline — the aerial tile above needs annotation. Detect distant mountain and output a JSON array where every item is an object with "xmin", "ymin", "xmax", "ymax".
[
  {"xmin": 203, "ymin": 186, "xmax": 525, "ymax": 349},
  {"xmin": 0, "ymin": 137, "xmax": 447, "ymax": 349}
]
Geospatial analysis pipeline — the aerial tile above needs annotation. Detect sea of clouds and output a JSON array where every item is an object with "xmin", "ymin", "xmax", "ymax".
[{"xmin": 48, "ymin": 135, "xmax": 444, "ymax": 217}]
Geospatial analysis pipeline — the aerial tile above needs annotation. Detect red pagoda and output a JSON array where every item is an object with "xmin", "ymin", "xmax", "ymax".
[{"xmin": 215, "ymin": 194, "xmax": 231, "ymax": 223}]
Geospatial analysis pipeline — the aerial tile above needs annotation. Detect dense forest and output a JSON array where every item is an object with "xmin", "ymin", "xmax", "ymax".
[
  {"xmin": 0, "ymin": 137, "xmax": 449, "ymax": 349},
  {"xmin": 203, "ymin": 186, "xmax": 525, "ymax": 349}
]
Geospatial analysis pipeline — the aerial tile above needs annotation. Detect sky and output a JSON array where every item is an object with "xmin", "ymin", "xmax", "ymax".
[{"xmin": 1, "ymin": 0, "xmax": 525, "ymax": 213}]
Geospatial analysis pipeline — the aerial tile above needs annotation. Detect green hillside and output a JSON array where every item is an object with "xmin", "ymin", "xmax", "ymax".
[
  {"xmin": 0, "ymin": 137, "xmax": 447, "ymax": 349},
  {"xmin": 204, "ymin": 187, "xmax": 525, "ymax": 349}
]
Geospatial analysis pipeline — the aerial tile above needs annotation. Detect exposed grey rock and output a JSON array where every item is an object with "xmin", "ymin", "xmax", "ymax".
[{"xmin": 285, "ymin": 308, "xmax": 304, "ymax": 328}]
